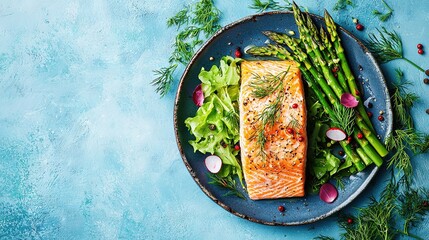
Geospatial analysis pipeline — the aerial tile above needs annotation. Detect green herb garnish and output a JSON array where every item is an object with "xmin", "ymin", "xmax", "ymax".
[
  {"xmin": 333, "ymin": 0, "xmax": 353, "ymax": 11},
  {"xmin": 209, "ymin": 174, "xmax": 245, "ymax": 199},
  {"xmin": 152, "ymin": 0, "xmax": 221, "ymax": 97},
  {"xmin": 151, "ymin": 64, "xmax": 178, "ymax": 97},
  {"xmin": 249, "ymin": 0, "xmax": 292, "ymax": 12},
  {"xmin": 252, "ymin": 94, "xmax": 284, "ymax": 157},
  {"xmin": 249, "ymin": 72, "xmax": 287, "ymax": 99},
  {"xmin": 332, "ymin": 103, "xmax": 355, "ymax": 136},
  {"xmin": 372, "ymin": 0, "xmax": 393, "ymax": 22},
  {"xmin": 365, "ymin": 27, "xmax": 425, "ymax": 72},
  {"xmin": 385, "ymin": 70, "xmax": 429, "ymax": 180},
  {"xmin": 397, "ymin": 187, "xmax": 429, "ymax": 235},
  {"xmin": 249, "ymin": 70, "xmax": 289, "ymax": 157},
  {"xmin": 339, "ymin": 176, "xmax": 429, "ymax": 240}
]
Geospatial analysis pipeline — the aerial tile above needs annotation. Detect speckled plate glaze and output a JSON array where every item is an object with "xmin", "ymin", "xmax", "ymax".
[{"xmin": 174, "ymin": 12, "xmax": 392, "ymax": 225}]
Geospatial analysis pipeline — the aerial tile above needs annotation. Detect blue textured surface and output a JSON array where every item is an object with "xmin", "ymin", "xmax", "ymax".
[{"xmin": 0, "ymin": 0, "xmax": 428, "ymax": 239}]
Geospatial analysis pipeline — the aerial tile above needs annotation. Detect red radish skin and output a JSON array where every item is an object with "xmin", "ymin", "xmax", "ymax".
[
  {"xmin": 340, "ymin": 93, "xmax": 359, "ymax": 108},
  {"xmin": 319, "ymin": 183, "xmax": 338, "ymax": 203},
  {"xmin": 326, "ymin": 128, "xmax": 347, "ymax": 141},
  {"xmin": 192, "ymin": 84, "xmax": 204, "ymax": 107},
  {"xmin": 204, "ymin": 155, "xmax": 222, "ymax": 173}
]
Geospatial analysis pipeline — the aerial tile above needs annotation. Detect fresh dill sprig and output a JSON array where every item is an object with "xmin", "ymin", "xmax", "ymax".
[
  {"xmin": 254, "ymin": 96, "xmax": 284, "ymax": 156},
  {"xmin": 151, "ymin": 64, "xmax": 178, "ymax": 97},
  {"xmin": 249, "ymin": 70, "xmax": 289, "ymax": 157},
  {"xmin": 152, "ymin": 0, "xmax": 221, "ymax": 97},
  {"xmin": 365, "ymin": 27, "xmax": 425, "ymax": 72},
  {"xmin": 372, "ymin": 0, "xmax": 393, "ymax": 22},
  {"xmin": 208, "ymin": 174, "xmax": 245, "ymax": 199},
  {"xmin": 386, "ymin": 129, "xmax": 429, "ymax": 181},
  {"xmin": 334, "ymin": 175, "xmax": 346, "ymax": 190},
  {"xmin": 333, "ymin": 0, "xmax": 353, "ymax": 11},
  {"xmin": 170, "ymin": 36, "xmax": 195, "ymax": 64},
  {"xmin": 255, "ymin": 129, "xmax": 268, "ymax": 158},
  {"xmin": 258, "ymin": 96, "xmax": 284, "ymax": 129},
  {"xmin": 397, "ymin": 188, "xmax": 429, "ymax": 235},
  {"xmin": 192, "ymin": 0, "xmax": 221, "ymax": 37},
  {"xmin": 249, "ymin": 0, "xmax": 292, "ymax": 12},
  {"xmin": 249, "ymin": 71, "xmax": 287, "ymax": 98},
  {"xmin": 167, "ymin": 9, "xmax": 189, "ymax": 29},
  {"xmin": 389, "ymin": 69, "xmax": 419, "ymax": 129},
  {"xmin": 366, "ymin": 27, "xmax": 402, "ymax": 63},
  {"xmin": 335, "ymin": 174, "xmax": 429, "ymax": 240},
  {"xmin": 331, "ymin": 104, "xmax": 355, "ymax": 136},
  {"xmin": 385, "ymin": 69, "xmax": 429, "ymax": 179},
  {"xmin": 287, "ymin": 117, "xmax": 301, "ymax": 131}
]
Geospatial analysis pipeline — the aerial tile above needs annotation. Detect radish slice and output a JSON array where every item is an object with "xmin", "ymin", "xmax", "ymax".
[
  {"xmin": 243, "ymin": 45, "xmax": 256, "ymax": 54},
  {"xmin": 340, "ymin": 93, "xmax": 359, "ymax": 108},
  {"xmin": 205, "ymin": 155, "xmax": 222, "ymax": 173},
  {"xmin": 192, "ymin": 84, "xmax": 204, "ymax": 107},
  {"xmin": 319, "ymin": 183, "xmax": 338, "ymax": 203},
  {"xmin": 326, "ymin": 128, "xmax": 347, "ymax": 141}
]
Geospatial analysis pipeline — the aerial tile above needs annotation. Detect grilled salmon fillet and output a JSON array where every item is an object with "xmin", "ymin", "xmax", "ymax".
[{"xmin": 240, "ymin": 60, "xmax": 307, "ymax": 200}]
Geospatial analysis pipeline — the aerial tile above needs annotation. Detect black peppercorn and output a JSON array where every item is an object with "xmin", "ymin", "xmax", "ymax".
[
  {"xmin": 209, "ymin": 124, "xmax": 216, "ymax": 130},
  {"xmin": 424, "ymin": 78, "xmax": 429, "ymax": 84},
  {"xmin": 425, "ymin": 69, "xmax": 429, "ymax": 76}
]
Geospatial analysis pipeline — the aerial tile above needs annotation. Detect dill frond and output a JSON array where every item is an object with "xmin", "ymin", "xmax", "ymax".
[
  {"xmin": 167, "ymin": 8, "xmax": 189, "ymax": 29},
  {"xmin": 372, "ymin": 0, "xmax": 393, "ymax": 22},
  {"xmin": 249, "ymin": 0, "xmax": 292, "ymax": 12},
  {"xmin": 331, "ymin": 104, "xmax": 355, "ymax": 136},
  {"xmin": 249, "ymin": 71, "xmax": 288, "ymax": 98},
  {"xmin": 366, "ymin": 27, "xmax": 402, "ymax": 63},
  {"xmin": 248, "ymin": 69, "xmax": 290, "ymax": 157},
  {"xmin": 333, "ymin": 0, "xmax": 353, "ymax": 11},
  {"xmin": 151, "ymin": 64, "xmax": 178, "ymax": 97},
  {"xmin": 152, "ymin": 0, "xmax": 221, "ymax": 97},
  {"xmin": 208, "ymin": 174, "xmax": 245, "ymax": 199},
  {"xmin": 366, "ymin": 28, "xmax": 425, "ymax": 72}
]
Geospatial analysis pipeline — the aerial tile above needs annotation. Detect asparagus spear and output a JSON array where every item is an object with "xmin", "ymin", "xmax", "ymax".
[
  {"xmin": 356, "ymin": 115, "xmax": 389, "ymax": 157},
  {"xmin": 292, "ymin": 2, "xmax": 374, "ymax": 134},
  {"xmin": 324, "ymin": 10, "xmax": 375, "ymax": 132},
  {"xmin": 353, "ymin": 128, "xmax": 383, "ymax": 167},
  {"xmin": 356, "ymin": 147, "xmax": 373, "ymax": 166},
  {"xmin": 292, "ymin": 3, "xmax": 347, "ymax": 100},
  {"xmin": 319, "ymin": 26, "xmax": 349, "ymax": 93}
]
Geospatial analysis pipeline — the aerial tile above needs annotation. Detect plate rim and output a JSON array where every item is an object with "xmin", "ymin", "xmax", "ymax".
[{"xmin": 173, "ymin": 11, "xmax": 392, "ymax": 226}]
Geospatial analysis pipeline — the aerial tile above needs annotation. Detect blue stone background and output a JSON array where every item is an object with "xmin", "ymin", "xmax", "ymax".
[{"xmin": 0, "ymin": 0, "xmax": 428, "ymax": 239}]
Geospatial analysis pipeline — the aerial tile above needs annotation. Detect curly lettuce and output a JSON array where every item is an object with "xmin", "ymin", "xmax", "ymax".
[{"xmin": 185, "ymin": 56, "xmax": 243, "ymax": 185}]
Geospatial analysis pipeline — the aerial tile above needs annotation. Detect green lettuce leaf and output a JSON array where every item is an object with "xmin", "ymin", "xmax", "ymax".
[{"xmin": 185, "ymin": 56, "xmax": 243, "ymax": 186}]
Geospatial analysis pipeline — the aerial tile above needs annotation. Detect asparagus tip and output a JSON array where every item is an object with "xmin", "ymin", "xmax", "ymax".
[
  {"xmin": 261, "ymin": 30, "xmax": 272, "ymax": 37},
  {"xmin": 324, "ymin": 9, "xmax": 333, "ymax": 21},
  {"xmin": 292, "ymin": 1, "xmax": 300, "ymax": 12}
]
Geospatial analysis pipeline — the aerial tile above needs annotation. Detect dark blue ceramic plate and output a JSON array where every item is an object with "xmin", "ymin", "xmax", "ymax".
[{"xmin": 174, "ymin": 12, "xmax": 392, "ymax": 225}]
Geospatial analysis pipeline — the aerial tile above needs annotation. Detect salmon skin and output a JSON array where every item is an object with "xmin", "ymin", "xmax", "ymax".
[{"xmin": 239, "ymin": 60, "xmax": 307, "ymax": 200}]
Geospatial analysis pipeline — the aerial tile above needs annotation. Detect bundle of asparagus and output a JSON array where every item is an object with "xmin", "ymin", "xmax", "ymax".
[{"xmin": 246, "ymin": 2, "xmax": 388, "ymax": 173}]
